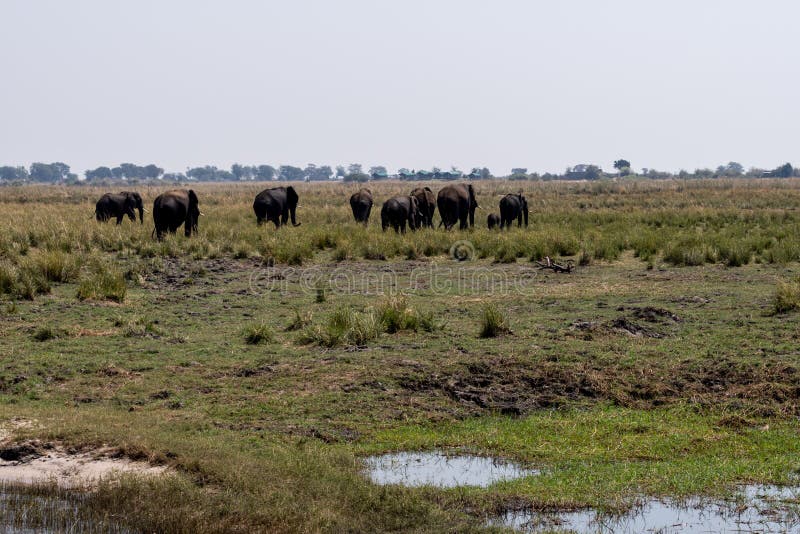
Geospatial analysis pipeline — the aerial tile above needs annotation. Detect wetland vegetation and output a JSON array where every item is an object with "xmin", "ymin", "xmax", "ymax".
[{"xmin": 1, "ymin": 179, "xmax": 799, "ymax": 532}]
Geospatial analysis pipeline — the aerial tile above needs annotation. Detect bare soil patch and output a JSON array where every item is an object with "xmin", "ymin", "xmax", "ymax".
[
  {"xmin": 0, "ymin": 441, "xmax": 167, "ymax": 488},
  {"xmin": 397, "ymin": 355, "xmax": 800, "ymax": 417}
]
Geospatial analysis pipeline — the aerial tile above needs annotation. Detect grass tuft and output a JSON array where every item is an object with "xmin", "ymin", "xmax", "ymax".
[
  {"xmin": 243, "ymin": 321, "xmax": 275, "ymax": 344},
  {"xmin": 479, "ymin": 304, "xmax": 511, "ymax": 338},
  {"xmin": 76, "ymin": 262, "xmax": 127, "ymax": 302},
  {"xmin": 773, "ymin": 277, "xmax": 800, "ymax": 314}
]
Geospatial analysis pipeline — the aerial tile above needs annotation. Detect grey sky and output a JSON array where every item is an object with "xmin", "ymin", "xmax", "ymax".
[{"xmin": 1, "ymin": 0, "xmax": 798, "ymax": 176}]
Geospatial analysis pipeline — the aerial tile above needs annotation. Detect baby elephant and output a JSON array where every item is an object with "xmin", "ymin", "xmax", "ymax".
[{"xmin": 487, "ymin": 213, "xmax": 500, "ymax": 229}]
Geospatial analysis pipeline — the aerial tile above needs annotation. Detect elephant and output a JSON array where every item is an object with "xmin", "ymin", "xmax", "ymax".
[
  {"xmin": 95, "ymin": 191, "xmax": 144, "ymax": 224},
  {"xmin": 253, "ymin": 186, "xmax": 300, "ymax": 228},
  {"xmin": 410, "ymin": 187, "xmax": 436, "ymax": 228},
  {"xmin": 499, "ymin": 193, "xmax": 529, "ymax": 229},
  {"xmin": 437, "ymin": 183, "xmax": 478, "ymax": 230},
  {"xmin": 381, "ymin": 195, "xmax": 420, "ymax": 233},
  {"xmin": 487, "ymin": 213, "xmax": 500, "ymax": 229},
  {"xmin": 350, "ymin": 188, "xmax": 373, "ymax": 225},
  {"xmin": 152, "ymin": 189, "xmax": 200, "ymax": 240}
]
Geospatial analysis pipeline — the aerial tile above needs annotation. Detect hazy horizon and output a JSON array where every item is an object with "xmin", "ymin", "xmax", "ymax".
[{"xmin": 2, "ymin": 1, "xmax": 799, "ymax": 176}]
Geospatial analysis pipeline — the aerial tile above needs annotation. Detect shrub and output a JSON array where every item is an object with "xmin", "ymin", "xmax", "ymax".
[
  {"xmin": 301, "ymin": 306, "xmax": 381, "ymax": 347},
  {"xmin": 32, "ymin": 326, "xmax": 61, "ymax": 341},
  {"xmin": 243, "ymin": 321, "xmax": 275, "ymax": 344},
  {"xmin": 479, "ymin": 304, "xmax": 511, "ymax": 338},
  {"xmin": 0, "ymin": 261, "xmax": 50, "ymax": 300},
  {"xmin": 377, "ymin": 296, "xmax": 441, "ymax": 333},
  {"xmin": 285, "ymin": 309, "xmax": 313, "ymax": 331},
  {"xmin": 122, "ymin": 317, "xmax": 162, "ymax": 338},
  {"xmin": 27, "ymin": 250, "xmax": 80, "ymax": 283},
  {"xmin": 774, "ymin": 277, "xmax": 800, "ymax": 314},
  {"xmin": 76, "ymin": 264, "xmax": 127, "ymax": 302}
]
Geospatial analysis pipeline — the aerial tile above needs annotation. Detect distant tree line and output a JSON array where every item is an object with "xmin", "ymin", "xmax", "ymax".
[{"xmin": 1, "ymin": 160, "xmax": 798, "ymax": 184}]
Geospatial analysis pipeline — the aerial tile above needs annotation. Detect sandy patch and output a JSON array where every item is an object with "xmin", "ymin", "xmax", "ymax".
[{"xmin": 0, "ymin": 436, "xmax": 167, "ymax": 488}]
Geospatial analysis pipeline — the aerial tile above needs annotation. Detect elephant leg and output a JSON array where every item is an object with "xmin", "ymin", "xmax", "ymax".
[{"xmin": 116, "ymin": 215, "xmax": 123, "ymax": 225}]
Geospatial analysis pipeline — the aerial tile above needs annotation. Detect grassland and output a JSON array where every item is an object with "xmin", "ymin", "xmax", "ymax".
[{"xmin": 1, "ymin": 179, "xmax": 799, "ymax": 532}]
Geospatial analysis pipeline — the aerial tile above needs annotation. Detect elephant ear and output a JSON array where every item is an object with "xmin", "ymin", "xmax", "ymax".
[
  {"xmin": 424, "ymin": 186, "xmax": 432, "ymax": 192},
  {"xmin": 286, "ymin": 186, "xmax": 299, "ymax": 207},
  {"xmin": 188, "ymin": 190, "xmax": 199, "ymax": 208},
  {"xmin": 467, "ymin": 184, "xmax": 478, "ymax": 207}
]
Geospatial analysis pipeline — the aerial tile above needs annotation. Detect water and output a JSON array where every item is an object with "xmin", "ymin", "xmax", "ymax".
[
  {"xmin": 493, "ymin": 485, "xmax": 800, "ymax": 533},
  {"xmin": 364, "ymin": 451, "xmax": 537, "ymax": 488},
  {"xmin": 0, "ymin": 486, "xmax": 131, "ymax": 534}
]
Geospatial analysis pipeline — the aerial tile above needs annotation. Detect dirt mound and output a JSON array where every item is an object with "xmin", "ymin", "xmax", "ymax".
[
  {"xmin": 610, "ymin": 317, "xmax": 664, "ymax": 338},
  {"xmin": 396, "ymin": 356, "xmax": 800, "ymax": 417},
  {"xmin": 625, "ymin": 306, "xmax": 682, "ymax": 323},
  {"xmin": 572, "ymin": 306, "xmax": 681, "ymax": 339}
]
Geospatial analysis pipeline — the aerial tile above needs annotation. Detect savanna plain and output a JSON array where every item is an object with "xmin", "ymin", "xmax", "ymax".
[{"xmin": 1, "ymin": 179, "xmax": 800, "ymax": 533}]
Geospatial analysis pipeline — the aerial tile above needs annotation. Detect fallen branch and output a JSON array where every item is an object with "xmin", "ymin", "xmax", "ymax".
[{"xmin": 535, "ymin": 256, "xmax": 575, "ymax": 273}]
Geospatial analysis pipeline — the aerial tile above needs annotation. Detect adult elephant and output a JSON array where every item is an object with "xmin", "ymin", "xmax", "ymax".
[
  {"xmin": 381, "ymin": 195, "xmax": 420, "ymax": 234},
  {"xmin": 410, "ymin": 187, "xmax": 436, "ymax": 228},
  {"xmin": 499, "ymin": 193, "xmax": 528, "ymax": 229},
  {"xmin": 349, "ymin": 188, "xmax": 373, "ymax": 225},
  {"xmin": 253, "ymin": 186, "xmax": 300, "ymax": 228},
  {"xmin": 437, "ymin": 183, "xmax": 478, "ymax": 230},
  {"xmin": 487, "ymin": 213, "xmax": 500, "ymax": 229},
  {"xmin": 152, "ymin": 189, "xmax": 200, "ymax": 240},
  {"xmin": 95, "ymin": 191, "xmax": 145, "ymax": 224}
]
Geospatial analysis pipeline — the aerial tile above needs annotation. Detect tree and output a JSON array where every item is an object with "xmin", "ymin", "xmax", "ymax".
[
  {"xmin": 279, "ymin": 165, "xmax": 304, "ymax": 181},
  {"xmin": 369, "ymin": 166, "xmax": 388, "ymax": 179},
  {"xmin": 232, "ymin": 164, "xmax": 255, "ymax": 181},
  {"xmin": 480, "ymin": 167, "xmax": 492, "ymax": 180},
  {"xmin": 85, "ymin": 166, "xmax": 113, "ymax": 181},
  {"xmin": 584, "ymin": 165, "xmax": 602, "ymax": 180},
  {"xmin": 774, "ymin": 163, "xmax": 794, "ymax": 178},
  {"xmin": 347, "ymin": 163, "xmax": 363, "ymax": 175},
  {"xmin": 187, "ymin": 166, "xmax": 234, "ymax": 181},
  {"xmin": 613, "ymin": 159, "xmax": 631, "ymax": 171},
  {"xmin": 716, "ymin": 162, "xmax": 743, "ymax": 177},
  {"xmin": 0, "ymin": 166, "xmax": 29, "ymax": 181},
  {"xmin": 509, "ymin": 168, "xmax": 528, "ymax": 180},
  {"xmin": 305, "ymin": 164, "xmax": 332, "ymax": 181},
  {"xmin": 614, "ymin": 159, "xmax": 631, "ymax": 176},
  {"xmin": 335, "ymin": 165, "xmax": 346, "ymax": 178},
  {"xmin": 30, "ymin": 162, "xmax": 71, "ymax": 182},
  {"xmin": 144, "ymin": 164, "xmax": 163, "ymax": 180},
  {"xmin": 255, "ymin": 165, "xmax": 276, "ymax": 181}
]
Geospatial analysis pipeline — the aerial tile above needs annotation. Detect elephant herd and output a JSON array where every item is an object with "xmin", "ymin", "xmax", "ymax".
[
  {"xmin": 94, "ymin": 184, "xmax": 529, "ymax": 240},
  {"xmin": 352, "ymin": 184, "xmax": 528, "ymax": 232}
]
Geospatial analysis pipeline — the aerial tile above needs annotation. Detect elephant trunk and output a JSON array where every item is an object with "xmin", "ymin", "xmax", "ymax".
[
  {"xmin": 290, "ymin": 206, "xmax": 300, "ymax": 227},
  {"xmin": 523, "ymin": 204, "xmax": 529, "ymax": 227},
  {"xmin": 138, "ymin": 206, "xmax": 144, "ymax": 224}
]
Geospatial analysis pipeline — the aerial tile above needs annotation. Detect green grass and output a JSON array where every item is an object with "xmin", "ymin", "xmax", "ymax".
[
  {"xmin": 76, "ymin": 263, "xmax": 127, "ymax": 302},
  {"xmin": 1, "ymin": 180, "xmax": 800, "ymax": 532}
]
